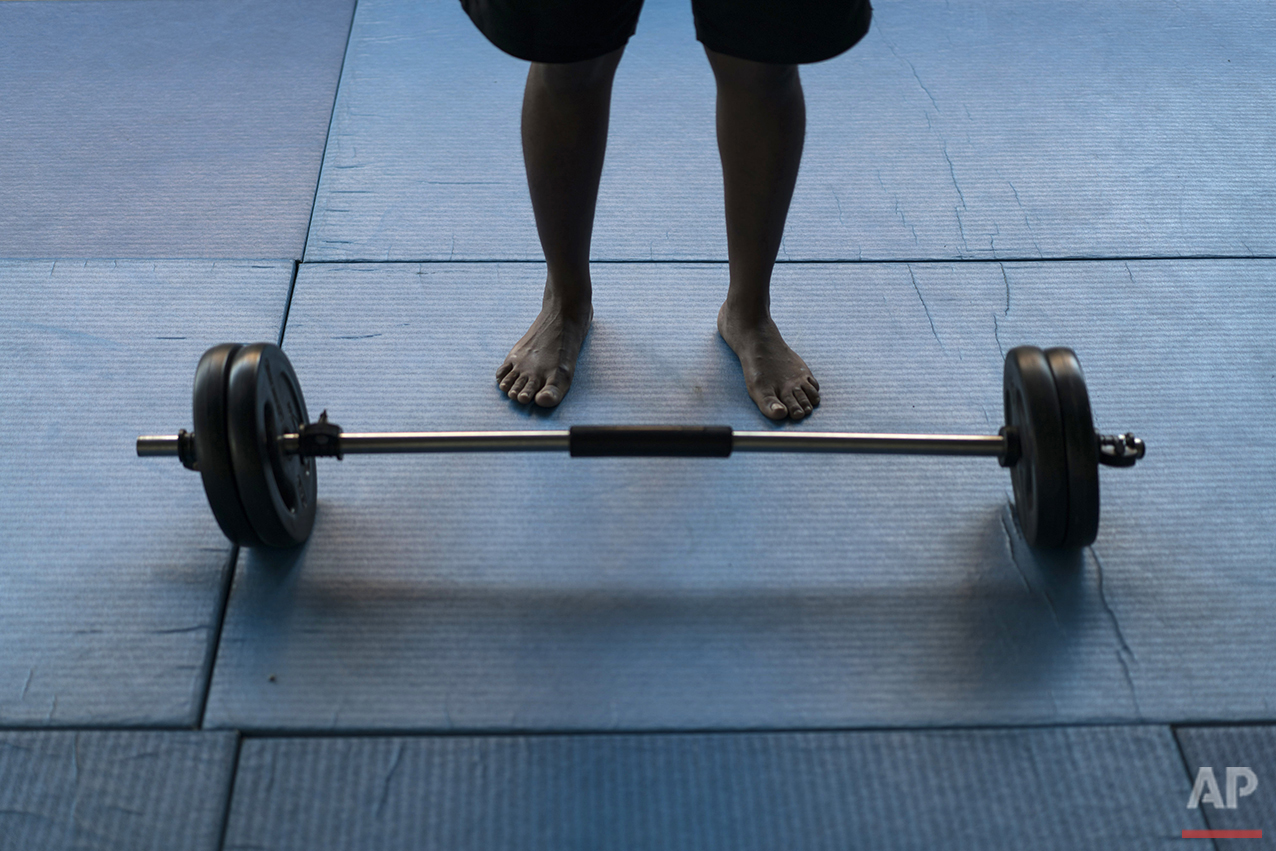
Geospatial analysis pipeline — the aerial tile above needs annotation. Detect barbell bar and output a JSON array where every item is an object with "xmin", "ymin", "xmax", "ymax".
[
  {"xmin": 138, "ymin": 427, "xmax": 1011, "ymax": 458},
  {"xmin": 137, "ymin": 342, "xmax": 1144, "ymax": 551}
]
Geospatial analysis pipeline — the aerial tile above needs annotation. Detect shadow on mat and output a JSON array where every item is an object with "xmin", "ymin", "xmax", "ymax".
[{"xmin": 220, "ymin": 502, "xmax": 1099, "ymax": 728}]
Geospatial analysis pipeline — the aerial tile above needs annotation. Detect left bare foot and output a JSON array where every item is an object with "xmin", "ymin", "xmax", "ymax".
[{"xmin": 717, "ymin": 303, "xmax": 819, "ymax": 421}]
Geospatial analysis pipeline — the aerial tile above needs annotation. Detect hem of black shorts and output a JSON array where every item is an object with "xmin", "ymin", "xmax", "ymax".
[
  {"xmin": 462, "ymin": 6, "xmax": 634, "ymax": 65},
  {"xmin": 697, "ymin": 2, "xmax": 872, "ymax": 65},
  {"xmin": 486, "ymin": 35, "xmax": 633, "ymax": 64}
]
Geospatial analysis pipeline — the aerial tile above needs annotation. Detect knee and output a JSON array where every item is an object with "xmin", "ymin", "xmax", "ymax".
[
  {"xmin": 531, "ymin": 47, "xmax": 624, "ymax": 93},
  {"xmin": 705, "ymin": 47, "xmax": 798, "ymax": 93}
]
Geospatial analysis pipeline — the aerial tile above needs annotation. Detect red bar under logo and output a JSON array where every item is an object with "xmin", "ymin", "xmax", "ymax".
[{"xmin": 1182, "ymin": 829, "xmax": 1262, "ymax": 839}]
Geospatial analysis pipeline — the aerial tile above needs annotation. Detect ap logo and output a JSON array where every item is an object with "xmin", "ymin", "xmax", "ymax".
[{"xmin": 1188, "ymin": 767, "xmax": 1258, "ymax": 810}]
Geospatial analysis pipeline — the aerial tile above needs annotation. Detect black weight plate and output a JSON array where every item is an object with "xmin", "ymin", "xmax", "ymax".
[
  {"xmin": 193, "ymin": 343, "xmax": 262, "ymax": 547},
  {"xmin": 1045, "ymin": 347, "xmax": 1100, "ymax": 548},
  {"xmin": 1003, "ymin": 346, "xmax": 1069, "ymax": 548},
  {"xmin": 225, "ymin": 343, "xmax": 317, "ymax": 548}
]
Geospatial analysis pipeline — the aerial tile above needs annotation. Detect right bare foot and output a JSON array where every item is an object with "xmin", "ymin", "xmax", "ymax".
[{"xmin": 496, "ymin": 294, "xmax": 592, "ymax": 407}]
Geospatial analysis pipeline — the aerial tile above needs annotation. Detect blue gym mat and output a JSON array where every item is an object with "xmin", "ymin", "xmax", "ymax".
[
  {"xmin": 202, "ymin": 258, "xmax": 1275, "ymax": 732},
  {"xmin": 305, "ymin": 0, "xmax": 1276, "ymax": 263},
  {"xmin": 3, "ymin": 0, "xmax": 1272, "ymax": 843},
  {"xmin": 1176, "ymin": 726, "xmax": 1276, "ymax": 847},
  {"xmin": 0, "ymin": 730, "xmax": 236, "ymax": 851},
  {"xmin": 0, "ymin": 260, "xmax": 291, "ymax": 726},
  {"xmin": 0, "ymin": 0, "xmax": 354, "ymax": 259},
  {"xmin": 222, "ymin": 726, "xmax": 1201, "ymax": 850}
]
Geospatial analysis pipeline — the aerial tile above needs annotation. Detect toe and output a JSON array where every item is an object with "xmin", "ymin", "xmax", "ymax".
[
  {"xmin": 757, "ymin": 393, "xmax": 788, "ymax": 420},
  {"xmin": 535, "ymin": 382, "xmax": 564, "ymax": 407},
  {"xmin": 499, "ymin": 369, "xmax": 519, "ymax": 392},
  {"xmin": 781, "ymin": 391, "xmax": 805, "ymax": 420},
  {"xmin": 496, "ymin": 362, "xmax": 514, "ymax": 382},
  {"xmin": 507, "ymin": 374, "xmax": 530, "ymax": 400},
  {"xmin": 517, "ymin": 375, "xmax": 543, "ymax": 404},
  {"xmin": 802, "ymin": 377, "xmax": 820, "ymax": 405},
  {"xmin": 792, "ymin": 386, "xmax": 813, "ymax": 415}
]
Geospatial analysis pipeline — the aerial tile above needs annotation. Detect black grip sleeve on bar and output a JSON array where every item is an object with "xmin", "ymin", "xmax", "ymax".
[{"xmin": 569, "ymin": 425, "xmax": 734, "ymax": 457}]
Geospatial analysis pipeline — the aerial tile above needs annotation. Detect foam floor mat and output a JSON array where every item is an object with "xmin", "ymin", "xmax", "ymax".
[
  {"xmin": 0, "ymin": 0, "xmax": 354, "ymax": 259},
  {"xmin": 0, "ymin": 730, "xmax": 236, "ymax": 851},
  {"xmin": 0, "ymin": 260, "xmax": 290, "ymax": 726},
  {"xmin": 203, "ymin": 259, "xmax": 1275, "ymax": 731},
  {"xmin": 306, "ymin": 0, "xmax": 1276, "ymax": 262},
  {"xmin": 223, "ymin": 726, "xmax": 1201, "ymax": 850}
]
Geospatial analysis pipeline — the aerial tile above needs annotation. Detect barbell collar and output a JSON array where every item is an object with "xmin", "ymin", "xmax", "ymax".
[
  {"xmin": 137, "ymin": 430, "xmax": 199, "ymax": 470},
  {"xmin": 137, "ymin": 435, "xmax": 180, "ymax": 456},
  {"xmin": 1097, "ymin": 432, "xmax": 1146, "ymax": 467}
]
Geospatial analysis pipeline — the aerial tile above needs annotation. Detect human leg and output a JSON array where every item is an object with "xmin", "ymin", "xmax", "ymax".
[
  {"xmin": 497, "ymin": 47, "xmax": 624, "ymax": 406},
  {"xmin": 706, "ymin": 47, "xmax": 819, "ymax": 421}
]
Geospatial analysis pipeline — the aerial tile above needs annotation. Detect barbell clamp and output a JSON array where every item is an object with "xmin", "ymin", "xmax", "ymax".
[
  {"xmin": 297, "ymin": 410, "xmax": 344, "ymax": 460},
  {"xmin": 996, "ymin": 426, "xmax": 1021, "ymax": 468},
  {"xmin": 176, "ymin": 429, "xmax": 199, "ymax": 471},
  {"xmin": 1097, "ymin": 432, "xmax": 1145, "ymax": 467}
]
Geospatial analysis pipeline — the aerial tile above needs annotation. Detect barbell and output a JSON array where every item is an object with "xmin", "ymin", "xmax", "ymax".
[{"xmin": 136, "ymin": 342, "xmax": 1144, "ymax": 550}]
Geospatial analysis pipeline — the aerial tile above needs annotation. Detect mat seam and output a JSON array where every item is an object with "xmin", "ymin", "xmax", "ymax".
[
  {"xmin": 204, "ymin": 719, "xmax": 1276, "ymax": 740},
  {"xmin": 1170, "ymin": 725, "xmax": 1221, "ymax": 851},
  {"xmin": 277, "ymin": 259, "xmax": 300, "ymax": 347},
  {"xmin": 299, "ymin": 0, "xmax": 360, "ymax": 264},
  {"xmin": 196, "ymin": 544, "xmax": 240, "ymax": 730},
  {"xmin": 300, "ymin": 254, "xmax": 1276, "ymax": 266},
  {"xmin": 214, "ymin": 733, "xmax": 244, "ymax": 851}
]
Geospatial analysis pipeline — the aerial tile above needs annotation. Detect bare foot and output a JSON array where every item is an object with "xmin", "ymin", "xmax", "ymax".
[
  {"xmin": 496, "ymin": 294, "xmax": 592, "ymax": 407},
  {"xmin": 718, "ymin": 303, "xmax": 819, "ymax": 421}
]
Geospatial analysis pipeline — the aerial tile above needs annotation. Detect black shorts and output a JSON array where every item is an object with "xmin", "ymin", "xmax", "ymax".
[{"xmin": 460, "ymin": 0, "xmax": 872, "ymax": 65}]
